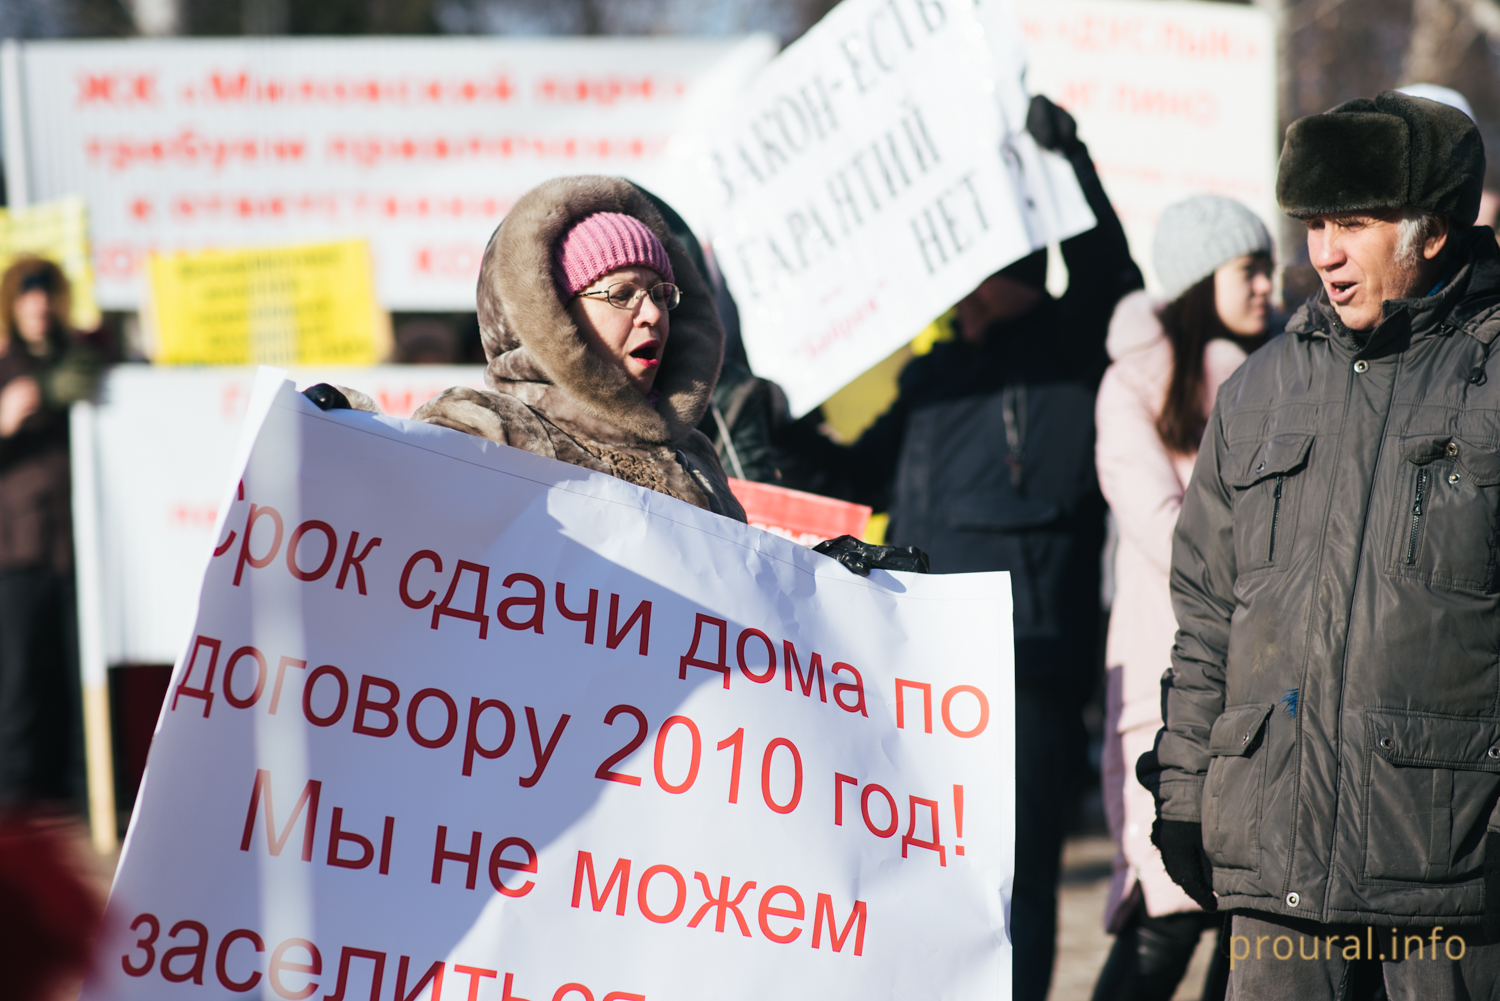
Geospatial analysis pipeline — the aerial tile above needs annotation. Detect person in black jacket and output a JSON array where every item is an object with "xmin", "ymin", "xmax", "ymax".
[
  {"xmin": 780, "ymin": 95, "xmax": 1143, "ymax": 1001},
  {"xmin": 0, "ymin": 258, "xmax": 100, "ymax": 808}
]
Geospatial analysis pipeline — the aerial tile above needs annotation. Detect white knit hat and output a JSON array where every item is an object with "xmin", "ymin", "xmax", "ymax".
[
  {"xmin": 1398, "ymin": 83, "xmax": 1476, "ymax": 123},
  {"xmin": 1152, "ymin": 195, "xmax": 1273, "ymax": 301}
]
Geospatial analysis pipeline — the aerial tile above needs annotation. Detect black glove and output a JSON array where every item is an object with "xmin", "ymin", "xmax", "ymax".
[
  {"xmin": 303, "ymin": 383, "xmax": 351, "ymax": 411},
  {"xmin": 1135, "ymin": 748, "xmax": 1163, "ymax": 802},
  {"xmin": 1151, "ymin": 819, "xmax": 1217, "ymax": 911},
  {"xmin": 1026, "ymin": 94, "xmax": 1081, "ymax": 155},
  {"xmin": 813, "ymin": 536, "xmax": 930, "ymax": 577},
  {"xmin": 1485, "ymin": 830, "xmax": 1500, "ymax": 940}
]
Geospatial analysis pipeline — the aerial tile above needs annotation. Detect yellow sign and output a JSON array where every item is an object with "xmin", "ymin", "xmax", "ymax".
[
  {"xmin": 149, "ymin": 240, "xmax": 385, "ymax": 366},
  {"xmin": 820, "ymin": 310, "xmax": 955, "ymax": 443},
  {"xmin": 0, "ymin": 196, "xmax": 101, "ymax": 330}
]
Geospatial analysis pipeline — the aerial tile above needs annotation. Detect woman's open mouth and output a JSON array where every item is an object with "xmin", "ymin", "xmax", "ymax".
[{"xmin": 629, "ymin": 341, "xmax": 661, "ymax": 367}]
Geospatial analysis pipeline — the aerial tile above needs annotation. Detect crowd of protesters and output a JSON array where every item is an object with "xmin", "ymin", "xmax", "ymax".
[
  {"xmin": 8, "ymin": 65, "xmax": 1500, "ymax": 998},
  {"xmin": 307, "ymin": 81, "xmax": 1500, "ymax": 1000}
]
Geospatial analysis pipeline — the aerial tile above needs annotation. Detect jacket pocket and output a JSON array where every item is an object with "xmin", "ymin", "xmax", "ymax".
[
  {"xmin": 1362, "ymin": 710, "xmax": 1500, "ymax": 883},
  {"xmin": 1202, "ymin": 703, "xmax": 1273, "ymax": 872},
  {"xmin": 1224, "ymin": 435, "xmax": 1314, "ymax": 576},
  {"xmin": 1386, "ymin": 435, "xmax": 1500, "ymax": 593}
]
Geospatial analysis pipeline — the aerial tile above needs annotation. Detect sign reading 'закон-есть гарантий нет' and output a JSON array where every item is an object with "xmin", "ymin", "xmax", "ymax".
[{"xmin": 688, "ymin": 0, "xmax": 1095, "ymax": 415}]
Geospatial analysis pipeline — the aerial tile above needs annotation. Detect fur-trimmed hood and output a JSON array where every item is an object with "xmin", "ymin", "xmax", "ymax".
[
  {"xmin": 475, "ymin": 175, "xmax": 724, "ymax": 447},
  {"xmin": 1105, "ymin": 289, "xmax": 1166, "ymax": 362}
]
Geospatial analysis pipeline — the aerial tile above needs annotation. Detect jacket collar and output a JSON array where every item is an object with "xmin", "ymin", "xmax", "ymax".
[{"xmin": 1285, "ymin": 228, "xmax": 1500, "ymax": 351}]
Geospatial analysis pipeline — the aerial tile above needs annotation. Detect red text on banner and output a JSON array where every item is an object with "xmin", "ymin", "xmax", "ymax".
[
  {"xmin": 567, "ymin": 852, "xmax": 867, "ymax": 955},
  {"xmin": 120, "ymin": 915, "xmax": 639, "ymax": 999},
  {"xmin": 679, "ymin": 614, "xmax": 730, "ymax": 687},
  {"xmin": 172, "ymin": 635, "xmax": 222, "ymax": 717}
]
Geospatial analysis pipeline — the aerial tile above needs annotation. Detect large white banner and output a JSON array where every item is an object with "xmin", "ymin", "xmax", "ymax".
[
  {"xmin": 75, "ymin": 365, "xmax": 485, "ymax": 668},
  {"xmin": 86, "ymin": 369, "xmax": 1015, "ymax": 1001},
  {"xmin": 1016, "ymin": 0, "xmax": 1278, "ymax": 293},
  {"xmin": 6, "ymin": 37, "xmax": 773, "ymax": 310},
  {"xmin": 683, "ymin": 0, "xmax": 1095, "ymax": 416}
]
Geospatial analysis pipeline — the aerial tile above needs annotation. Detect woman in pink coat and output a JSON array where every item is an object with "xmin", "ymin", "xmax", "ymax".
[{"xmin": 1091, "ymin": 196, "xmax": 1273, "ymax": 1001}]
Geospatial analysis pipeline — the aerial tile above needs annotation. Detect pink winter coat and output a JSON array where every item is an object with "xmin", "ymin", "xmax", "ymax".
[{"xmin": 1095, "ymin": 290, "xmax": 1249, "ymax": 931}]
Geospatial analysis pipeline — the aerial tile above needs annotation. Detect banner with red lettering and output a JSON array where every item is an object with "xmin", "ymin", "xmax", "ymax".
[
  {"xmin": 74, "ymin": 365, "xmax": 488, "ymax": 669},
  {"xmin": 84, "ymin": 368, "xmax": 1015, "ymax": 1001},
  {"xmin": 1013, "ymin": 0, "xmax": 1278, "ymax": 292},
  {"xmin": 727, "ymin": 478, "xmax": 872, "ymax": 547},
  {"xmin": 8, "ymin": 36, "xmax": 773, "ymax": 310}
]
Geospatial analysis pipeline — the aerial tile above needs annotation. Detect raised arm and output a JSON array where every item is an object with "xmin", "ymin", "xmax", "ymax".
[{"xmin": 1026, "ymin": 96, "xmax": 1144, "ymax": 336}]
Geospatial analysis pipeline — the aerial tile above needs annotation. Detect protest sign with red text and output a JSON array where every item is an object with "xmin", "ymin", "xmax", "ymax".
[
  {"xmin": 83, "ymin": 368, "xmax": 1015, "ymax": 1001},
  {"xmin": 6, "ymin": 37, "xmax": 773, "ymax": 310},
  {"xmin": 728, "ymin": 478, "xmax": 872, "ymax": 547}
]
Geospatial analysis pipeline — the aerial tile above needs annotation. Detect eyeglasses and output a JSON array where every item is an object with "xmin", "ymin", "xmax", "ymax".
[{"xmin": 576, "ymin": 281, "xmax": 682, "ymax": 311}]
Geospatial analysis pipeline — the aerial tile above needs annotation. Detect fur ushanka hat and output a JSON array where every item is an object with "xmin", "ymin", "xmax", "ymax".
[{"xmin": 1276, "ymin": 90, "xmax": 1486, "ymax": 225}]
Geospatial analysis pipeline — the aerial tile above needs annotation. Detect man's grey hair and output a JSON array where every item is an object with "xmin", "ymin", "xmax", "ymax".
[{"xmin": 1395, "ymin": 209, "xmax": 1449, "ymax": 265}]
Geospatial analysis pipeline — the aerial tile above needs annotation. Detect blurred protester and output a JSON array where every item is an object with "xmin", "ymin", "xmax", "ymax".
[
  {"xmin": 0, "ymin": 814, "xmax": 103, "ymax": 1001},
  {"xmin": 317, "ymin": 176, "xmax": 745, "ymax": 521},
  {"xmin": 1144, "ymin": 91, "xmax": 1500, "ymax": 996},
  {"xmin": 1091, "ymin": 195, "xmax": 1274, "ymax": 1001},
  {"xmin": 0, "ymin": 258, "xmax": 99, "ymax": 808},
  {"xmin": 635, "ymin": 185, "xmax": 797, "ymax": 485},
  {"xmin": 697, "ymin": 278, "xmax": 796, "ymax": 484},
  {"xmin": 393, "ymin": 317, "xmax": 461, "ymax": 364},
  {"xmin": 778, "ymin": 95, "xmax": 1143, "ymax": 1001}
]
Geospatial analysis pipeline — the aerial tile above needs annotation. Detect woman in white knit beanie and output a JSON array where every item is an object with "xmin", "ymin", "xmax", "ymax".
[{"xmin": 1090, "ymin": 194, "xmax": 1274, "ymax": 1001}]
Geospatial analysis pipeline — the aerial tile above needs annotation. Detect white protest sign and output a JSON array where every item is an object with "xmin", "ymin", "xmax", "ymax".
[
  {"xmin": 1014, "ymin": 0, "xmax": 1278, "ymax": 292},
  {"xmin": 85, "ymin": 369, "xmax": 1015, "ymax": 1001},
  {"xmin": 73, "ymin": 365, "xmax": 485, "ymax": 668},
  {"xmin": 686, "ymin": 0, "xmax": 1094, "ymax": 416},
  {"xmin": 8, "ymin": 37, "xmax": 773, "ymax": 310}
]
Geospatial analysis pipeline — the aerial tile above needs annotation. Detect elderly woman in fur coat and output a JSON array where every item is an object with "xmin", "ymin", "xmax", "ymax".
[{"xmin": 337, "ymin": 176, "xmax": 745, "ymax": 521}]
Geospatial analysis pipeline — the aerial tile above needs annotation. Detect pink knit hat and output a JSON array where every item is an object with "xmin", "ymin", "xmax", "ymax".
[{"xmin": 552, "ymin": 211, "xmax": 674, "ymax": 299}]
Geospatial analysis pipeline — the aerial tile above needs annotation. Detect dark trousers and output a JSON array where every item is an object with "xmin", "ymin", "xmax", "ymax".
[
  {"xmin": 1013, "ymin": 683, "xmax": 1088, "ymax": 1001},
  {"xmin": 1091, "ymin": 899, "xmax": 1230, "ymax": 1001},
  {"xmin": 1228, "ymin": 912, "xmax": 1500, "ymax": 1000},
  {"xmin": 0, "ymin": 570, "xmax": 80, "ymax": 807}
]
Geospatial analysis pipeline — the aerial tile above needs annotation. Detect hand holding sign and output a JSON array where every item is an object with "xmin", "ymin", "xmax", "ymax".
[{"xmin": 685, "ymin": 0, "xmax": 1093, "ymax": 416}]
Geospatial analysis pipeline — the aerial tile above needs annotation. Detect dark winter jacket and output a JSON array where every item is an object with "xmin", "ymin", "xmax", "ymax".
[
  {"xmin": 786, "ymin": 141, "xmax": 1142, "ymax": 687},
  {"xmin": 412, "ymin": 176, "xmax": 745, "ymax": 523},
  {"xmin": 1157, "ymin": 227, "xmax": 1500, "ymax": 925},
  {"xmin": 702, "ymin": 359, "xmax": 794, "ymax": 484},
  {"xmin": 0, "ymin": 331, "xmax": 98, "ymax": 575}
]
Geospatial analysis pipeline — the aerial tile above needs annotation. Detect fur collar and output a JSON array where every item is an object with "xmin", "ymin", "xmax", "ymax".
[{"xmin": 476, "ymin": 175, "xmax": 723, "ymax": 446}]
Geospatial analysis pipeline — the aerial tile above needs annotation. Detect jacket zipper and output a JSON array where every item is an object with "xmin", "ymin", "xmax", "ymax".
[
  {"xmin": 1268, "ymin": 476, "xmax": 1284, "ymax": 561},
  {"xmin": 1406, "ymin": 468, "xmax": 1427, "ymax": 565}
]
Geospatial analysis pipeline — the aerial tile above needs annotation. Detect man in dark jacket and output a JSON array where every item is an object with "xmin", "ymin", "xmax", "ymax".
[
  {"xmin": 784, "ymin": 96, "xmax": 1143, "ymax": 1001},
  {"xmin": 1149, "ymin": 91, "xmax": 1500, "ymax": 995}
]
